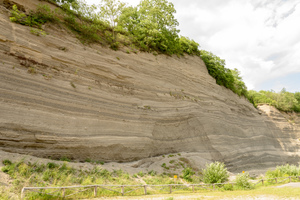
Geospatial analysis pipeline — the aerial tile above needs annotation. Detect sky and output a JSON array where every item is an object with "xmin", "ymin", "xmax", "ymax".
[{"xmin": 86, "ymin": 0, "xmax": 300, "ymax": 93}]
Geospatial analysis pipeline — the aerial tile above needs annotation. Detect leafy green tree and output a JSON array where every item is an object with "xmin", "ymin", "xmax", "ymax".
[
  {"xmin": 118, "ymin": 0, "xmax": 200, "ymax": 55},
  {"xmin": 119, "ymin": 0, "xmax": 180, "ymax": 54},
  {"xmin": 230, "ymin": 68, "xmax": 248, "ymax": 97},
  {"xmin": 200, "ymin": 50, "xmax": 235, "ymax": 91},
  {"xmin": 200, "ymin": 50, "xmax": 252, "ymax": 101},
  {"xmin": 179, "ymin": 36, "xmax": 200, "ymax": 56},
  {"xmin": 117, "ymin": 6, "xmax": 139, "ymax": 33},
  {"xmin": 70, "ymin": 0, "xmax": 99, "ymax": 22},
  {"xmin": 99, "ymin": 0, "xmax": 126, "ymax": 41},
  {"xmin": 276, "ymin": 88, "xmax": 298, "ymax": 112},
  {"xmin": 137, "ymin": 0, "xmax": 179, "ymax": 53},
  {"xmin": 248, "ymin": 89, "xmax": 300, "ymax": 112},
  {"xmin": 293, "ymin": 92, "xmax": 300, "ymax": 112}
]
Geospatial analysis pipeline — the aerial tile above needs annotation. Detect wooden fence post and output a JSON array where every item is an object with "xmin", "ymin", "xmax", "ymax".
[
  {"xmin": 94, "ymin": 186, "xmax": 97, "ymax": 197},
  {"xmin": 169, "ymin": 185, "xmax": 172, "ymax": 194},
  {"xmin": 121, "ymin": 186, "xmax": 124, "ymax": 196},
  {"xmin": 289, "ymin": 177, "xmax": 291, "ymax": 183},
  {"xmin": 261, "ymin": 179, "xmax": 264, "ymax": 186},
  {"xmin": 21, "ymin": 188, "xmax": 26, "ymax": 199},
  {"xmin": 192, "ymin": 185, "xmax": 194, "ymax": 192},
  {"xmin": 213, "ymin": 184, "xmax": 215, "ymax": 190},
  {"xmin": 62, "ymin": 188, "xmax": 65, "ymax": 198},
  {"xmin": 144, "ymin": 185, "xmax": 147, "ymax": 195},
  {"xmin": 275, "ymin": 178, "xmax": 277, "ymax": 184}
]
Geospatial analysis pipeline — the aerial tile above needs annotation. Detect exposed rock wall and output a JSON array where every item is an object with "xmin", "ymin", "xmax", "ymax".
[{"xmin": 0, "ymin": 0, "xmax": 299, "ymax": 171}]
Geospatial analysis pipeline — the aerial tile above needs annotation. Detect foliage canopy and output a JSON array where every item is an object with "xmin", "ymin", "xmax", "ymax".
[
  {"xmin": 200, "ymin": 50, "xmax": 249, "ymax": 98},
  {"xmin": 248, "ymin": 89, "xmax": 300, "ymax": 112}
]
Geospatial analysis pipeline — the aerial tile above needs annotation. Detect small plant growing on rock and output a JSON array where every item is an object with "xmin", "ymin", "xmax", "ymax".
[
  {"xmin": 9, "ymin": 5, "xmax": 27, "ymax": 25},
  {"xmin": 70, "ymin": 82, "xmax": 76, "ymax": 88},
  {"xmin": 28, "ymin": 67, "xmax": 37, "ymax": 74},
  {"xmin": 30, "ymin": 28, "xmax": 46, "ymax": 36},
  {"xmin": 2, "ymin": 159, "xmax": 12, "ymax": 166}
]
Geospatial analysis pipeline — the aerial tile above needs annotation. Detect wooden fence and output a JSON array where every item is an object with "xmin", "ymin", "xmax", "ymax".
[{"xmin": 21, "ymin": 176, "xmax": 300, "ymax": 199}]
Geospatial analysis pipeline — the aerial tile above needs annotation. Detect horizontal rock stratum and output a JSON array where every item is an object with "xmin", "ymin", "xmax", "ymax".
[{"xmin": 0, "ymin": 0, "xmax": 299, "ymax": 172}]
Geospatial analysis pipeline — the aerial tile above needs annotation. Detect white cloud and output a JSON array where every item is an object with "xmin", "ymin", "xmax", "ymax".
[{"xmin": 171, "ymin": 0, "xmax": 300, "ymax": 91}]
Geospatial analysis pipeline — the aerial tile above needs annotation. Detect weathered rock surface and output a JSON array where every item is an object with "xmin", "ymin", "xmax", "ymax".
[{"xmin": 0, "ymin": 0, "xmax": 299, "ymax": 172}]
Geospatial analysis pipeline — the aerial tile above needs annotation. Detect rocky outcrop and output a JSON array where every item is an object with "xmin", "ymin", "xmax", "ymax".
[{"xmin": 0, "ymin": 0, "xmax": 299, "ymax": 172}]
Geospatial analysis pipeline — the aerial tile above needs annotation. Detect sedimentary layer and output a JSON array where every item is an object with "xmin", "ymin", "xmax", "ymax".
[{"xmin": 0, "ymin": 0, "xmax": 299, "ymax": 172}]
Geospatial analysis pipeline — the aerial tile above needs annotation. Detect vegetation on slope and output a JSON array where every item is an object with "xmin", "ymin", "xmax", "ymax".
[
  {"xmin": 23, "ymin": 0, "xmax": 200, "ymax": 55},
  {"xmin": 248, "ymin": 89, "xmax": 300, "ymax": 112},
  {"xmin": 200, "ymin": 50, "xmax": 249, "ymax": 99}
]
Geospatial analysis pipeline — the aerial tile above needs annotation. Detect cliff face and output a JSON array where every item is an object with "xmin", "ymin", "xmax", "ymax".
[{"xmin": 0, "ymin": 0, "xmax": 299, "ymax": 172}]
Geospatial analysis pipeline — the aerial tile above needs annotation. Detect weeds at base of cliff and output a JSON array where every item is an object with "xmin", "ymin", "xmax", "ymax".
[
  {"xmin": 1, "ymin": 160, "xmax": 186, "ymax": 199},
  {"xmin": 0, "ymin": 187, "xmax": 13, "ymax": 200},
  {"xmin": 2, "ymin": 159, "xmax": 300, "ymax": 199}
]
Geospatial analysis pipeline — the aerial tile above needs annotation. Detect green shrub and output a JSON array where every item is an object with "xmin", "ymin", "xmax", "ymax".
[
  {"xmin": 47, "ymin": 162, "xmax": 58, "ymax": 169},
  {"xmin": 181, "ymin": 167, "xmax": 195, "ymax": 182},
  {"xmin": 137, "ymin": 171, "xmax": 145, "ymax": 177},
  {"xmin": 148, "ymin": 170, "xmax": 157, "ymax": 176},
  {"xmin": 235, "ymin": 172, "xmax": 252, "ymax": 190},
  {"xmin": 248, "ymin": 90, "xmax": 300, "ymax": 113},
  {"xmin": 267, "ymin": 164, "xmax": 300, "ymax": 178},
  {"xmin": 30, "ymin": 28, "xmax": 46, "ymax": 36},
  {"xmin": 223, "ymin": 183, "xmax": 234, "ymax": 191},
  {"xmin": 202, "ymin": 162, "xmax": 229, "ymax": 184},
  {"xmin": 2, "ymin": 159, "xmax": 12, "ymax": 166},
  {"xmin": 9, "ymin": 5, "xmax": 28, "ymax": 25},
  {"xmin": 179, "ymin": 36, "xmax": 200, "ymax": 56},
  {"xmin": 10, "ymin": 4, "xmax": 57, "ymax": 28},
  {"xmin": 277, "ymin": 164, "xmax": 300, "ymax": 176}
]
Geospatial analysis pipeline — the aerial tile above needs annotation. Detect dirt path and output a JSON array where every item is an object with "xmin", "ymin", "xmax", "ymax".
[
  {"xmin": 277, "ymin": 182, "xmax": 300, "ymax": 188},
  {"xmin": 86, "ymin": 194, "xmax": 300, "ymax": 200}
]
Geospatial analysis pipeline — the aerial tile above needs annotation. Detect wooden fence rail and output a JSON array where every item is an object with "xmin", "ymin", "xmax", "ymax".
[{"xmin": 21, "ymin": 176, "xmax": 300, "ymax": 199}]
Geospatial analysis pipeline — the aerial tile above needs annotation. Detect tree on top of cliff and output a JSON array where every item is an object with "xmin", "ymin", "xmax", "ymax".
[
  {"xmin": 248, "ymin": 89, "xmax": 300, "ymax": 112},
  {"xmin": 200, "ymin": 50, "xmax": 250, "ymax": 100},
  {"xmin": 118, "ymin": 0, "xmax": 181, "ymax": 54},
  {"xmin": 99, "ymin": 0, "xmax": 126, "ymax": 41}
]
